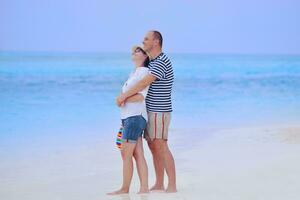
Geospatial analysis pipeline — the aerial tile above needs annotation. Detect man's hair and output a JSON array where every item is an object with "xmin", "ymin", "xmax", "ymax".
[{"xmin": 152, "ymin": 30, "xmax": 163, "ymax": 47}]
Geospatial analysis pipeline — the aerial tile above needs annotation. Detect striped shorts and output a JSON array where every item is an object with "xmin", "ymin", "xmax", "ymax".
[{"xmin": 144, "ymin": 112, "xmax": 171, "ymax": 141}]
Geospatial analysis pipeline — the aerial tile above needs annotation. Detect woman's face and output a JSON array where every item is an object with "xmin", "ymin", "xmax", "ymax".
[{"xmin": 132, "ymin": 48, "xmax": 147, "ymax": 63}]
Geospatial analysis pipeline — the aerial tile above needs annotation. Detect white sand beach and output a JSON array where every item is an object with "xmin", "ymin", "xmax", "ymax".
[{"xmin": 1, "ymin": 123, "xmax": 300, "ymax": 200}]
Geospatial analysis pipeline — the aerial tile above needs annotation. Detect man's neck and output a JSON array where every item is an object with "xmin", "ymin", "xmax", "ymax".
[{"xmin": 150, "ymin": 49, "xmax": 162, "ymax": 60}]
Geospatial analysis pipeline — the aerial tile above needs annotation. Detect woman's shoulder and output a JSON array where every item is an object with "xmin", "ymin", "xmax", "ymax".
[
  {"xmin": 133, "ymin": 67, "xmax": 149, "ymax": 78},
  {"xmin": 137, "ymin": 66, "xmax": 149, "ymax": 73},
  {"xmin": 133, "ymin": 66, "xmax": 147, "ymax": 72},
  {"xmin": 139, "ymin": 67, "xmax": 149, "ymax": 75}
]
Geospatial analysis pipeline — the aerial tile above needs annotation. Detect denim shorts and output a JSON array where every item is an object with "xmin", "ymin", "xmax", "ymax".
[{"xmin": 121, "ymin": 115, "xmax": 146, "ymax": 143}]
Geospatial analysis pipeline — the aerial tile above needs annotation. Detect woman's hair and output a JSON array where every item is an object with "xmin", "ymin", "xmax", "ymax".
[{"xmin": 136, "ymin": 47, "xmax": 150, "ymax": 67}]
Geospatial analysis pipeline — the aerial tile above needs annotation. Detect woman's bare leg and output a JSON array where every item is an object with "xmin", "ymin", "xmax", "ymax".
[
  {"xmin": 107, "ymin": 142, "xmax": 136, "ymax": 195},
  {"xmin": 133, "ymin": 137, "xmax": 149, "ymax": 194}
]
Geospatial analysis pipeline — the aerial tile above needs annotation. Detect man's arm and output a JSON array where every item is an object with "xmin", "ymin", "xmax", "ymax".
[
  {"xmin": 116, "ymin": 74, "xmax": 156, "ymax": 106},
  {"xmin": 126, "ymin": 93, "xmax": 144, "ymax": 102}
]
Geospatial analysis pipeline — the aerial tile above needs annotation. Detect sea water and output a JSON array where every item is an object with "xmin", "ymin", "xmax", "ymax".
[{"xmin": 1, "ymin": 52, "xmax": 300, "ymax": 143}]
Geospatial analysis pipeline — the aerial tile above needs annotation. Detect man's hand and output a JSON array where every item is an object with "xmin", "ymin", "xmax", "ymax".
[
  {"xmin": 116, "ymin": 93, "xmax": 127, "ymax": 107},
  {"xmin": 116, "ymin": 74, "xmax": 156, "ymax": 107}
]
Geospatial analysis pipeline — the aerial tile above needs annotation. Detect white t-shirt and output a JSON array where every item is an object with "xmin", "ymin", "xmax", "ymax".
[{"xmin": 120, "ymin": 66, "xmax": 149, "ymax": 121}]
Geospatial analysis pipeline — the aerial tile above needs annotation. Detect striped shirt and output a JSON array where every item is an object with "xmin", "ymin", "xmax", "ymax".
[{"xmin": 146, "ymin": 52, "xmax": 174, "ymax": 112}]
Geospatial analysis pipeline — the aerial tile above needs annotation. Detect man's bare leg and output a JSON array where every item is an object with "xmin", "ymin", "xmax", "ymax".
[
  {"xmin": 164, "ymin": 143, "xmax": 177, "ymax": 193},
  {"xmin": 148, "ymin": 139, "xmax": 165, "ymax": 191}
]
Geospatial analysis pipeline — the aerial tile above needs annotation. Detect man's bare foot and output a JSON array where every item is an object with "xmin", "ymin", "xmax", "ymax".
[
  {"xmin": 107, "ymin": 188, "xmax": 129, "ymax": 195},
  {"xmin": 150, "ymin": 184, "xmax": 165, "ymax": 191},
  {"xmin": 165, "ymin": 186, "xmax": 177, "ymax": 193},
  {"xmin": 137, "ymin": 188, "xmax": 149, "ymax": 194}
]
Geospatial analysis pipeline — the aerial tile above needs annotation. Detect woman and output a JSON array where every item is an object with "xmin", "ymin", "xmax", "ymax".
[{"xmin": 108, "ymin": 46, "xmax": 150, "ymax": 195}]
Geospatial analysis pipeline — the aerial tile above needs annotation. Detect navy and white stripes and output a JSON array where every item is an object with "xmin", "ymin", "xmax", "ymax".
[{"xmin": 146, "ymin": 53, "xmax": 174, "ymax": 112}]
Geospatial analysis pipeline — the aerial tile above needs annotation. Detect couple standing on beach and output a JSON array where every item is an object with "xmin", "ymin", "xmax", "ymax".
[{"xmin": 107, "ymin": 30, "xmax": 177, "ymax": 195}]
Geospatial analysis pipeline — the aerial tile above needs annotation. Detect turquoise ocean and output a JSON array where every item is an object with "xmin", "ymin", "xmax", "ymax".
[{"xmin": 1, "ymin": 52, "xmax": 300, "ymax": 149}]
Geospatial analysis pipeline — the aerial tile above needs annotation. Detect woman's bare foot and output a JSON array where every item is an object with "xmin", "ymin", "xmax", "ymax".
[
  {"xmin": 137, "ymin": 187, "xmax": 149, "ymax": 194},
  {"xmin": 107, "ymin": 188, "xmax": 129, "ymax": 195},
  {"xmin": 165, "ymin": 185, "xmax": 177, "ymax": 193}
]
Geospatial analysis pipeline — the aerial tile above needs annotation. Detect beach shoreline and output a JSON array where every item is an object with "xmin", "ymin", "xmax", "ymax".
[{"xmin": 1, "ymin": 122, "xmax": 300, "ymax": 200}]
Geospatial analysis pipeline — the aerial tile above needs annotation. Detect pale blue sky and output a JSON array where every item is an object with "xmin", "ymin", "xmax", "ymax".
[{"xmin": 1, "ymin": 0, "xmax": 300, "ymax": 54}]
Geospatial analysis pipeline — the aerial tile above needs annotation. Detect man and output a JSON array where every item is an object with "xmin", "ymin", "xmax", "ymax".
[{"xmin": 116, "ymin": 30, "xmax": 177, "ymax": 193}]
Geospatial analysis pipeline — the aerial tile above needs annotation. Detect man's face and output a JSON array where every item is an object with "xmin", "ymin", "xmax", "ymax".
[{"xmin": 143, "ymin": 32, "xmax": 154, "ymax": 52}]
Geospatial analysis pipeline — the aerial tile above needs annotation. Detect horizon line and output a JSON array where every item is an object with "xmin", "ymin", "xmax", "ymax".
[{"xmin": 1, "ymin": 50, "xmax": 300, "ymax": 57}]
